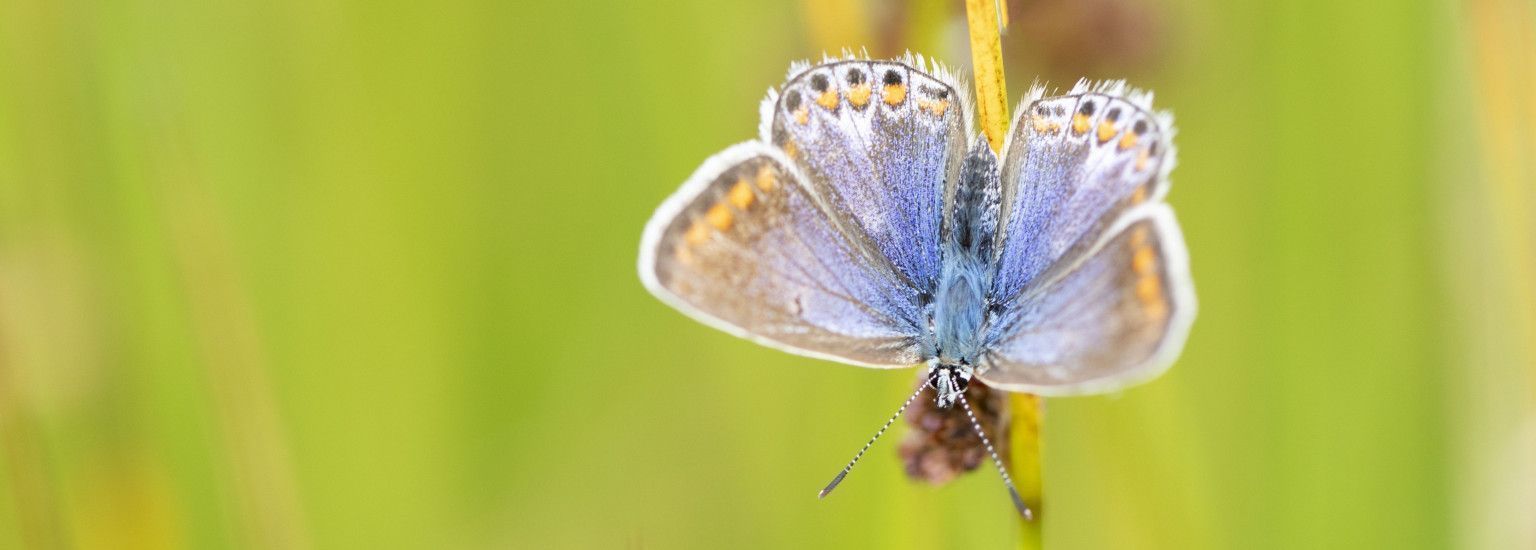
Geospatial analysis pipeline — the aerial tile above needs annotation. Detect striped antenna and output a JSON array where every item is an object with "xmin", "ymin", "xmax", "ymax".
[
  {"xmin": 957, "ymin": 391, "xmax": 1033, "ymax": 520},
  {"xmin": 817, "ymin": 382, "xmax": 928, "ymax": 499}
]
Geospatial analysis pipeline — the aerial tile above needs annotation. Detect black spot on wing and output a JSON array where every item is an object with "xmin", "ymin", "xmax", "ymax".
[{"xmin": 810, "ymin": 73, "xmax": 830, "ymax": 93}]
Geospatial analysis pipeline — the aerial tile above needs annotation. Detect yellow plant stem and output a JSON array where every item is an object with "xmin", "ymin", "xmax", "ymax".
[
  {"xmin": 964, "ymin": 0, "xmax": 1044, "ymax": 547},
  {"xmin": 965, "ymin": 0, "xmax": 1010, "ymax": 153}
]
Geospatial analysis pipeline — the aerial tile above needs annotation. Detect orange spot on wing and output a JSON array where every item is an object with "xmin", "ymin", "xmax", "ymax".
[
  {"xmin": 1129, "ymin": 225, "xmax": 1167, "ymax": 317},
  {"xmin": 816, "ymin": 90, "xmax": 839, "ymax": 109},
  {"xmin": 918, "ymin": 98, "xmax": 949, "ymax": 116},
  {"xmin": 1031, "ymin": 115, "xmax": 1060, "ymax": 134},
  {"xmin": 848, "ymin": 84, "xmax": 871, "ymax": 107},
  {"xmin": 1137, "ymin": 275, "xmax": 1168, "ymax": 318},
  {"xmin": 1118, "ymin": 130, "xmax": 1139, "ymax": 150},
  {"xmin": 793, "ymin": 106, "xmax": 809, "ymax": 125},
  {"xmin": 1136, "ymin": 148, "xmax": 1151, "ymax": 171},
  {"xmin": 1072, "ymin": 113, "xmax": 1090, "ymax": 134},
  {"xmin": 1096, "ymin": 120, "xmax": 1118, "ymax": 143},
  {"xmin": 883, "ymin": 83, "xmax": 906, "ymax": 105},
  {"xmin": 705, "ymin": 203, "xmax": 733, "ymax": 231},
  {"xmin": 683, "ymin": 220, "xmax": 709, "ymax": 246},
  {"xmin": 727, "ymin": 180, "xmax": 755, "ymax": 209},
  {"xmin": 1132, "ymin": 245, "xmax": 1157, "ymax": 275},
  {"xmin": 781, "ymin": 140, "xmax": 798, "ymax": 159},
  {"xmin": 1136, "ymin": 274, "xmax": 1161, "ymax": 300},
  {"xmin": 754, "ymin": 165, "xmax": 776, "ymax": 191}
]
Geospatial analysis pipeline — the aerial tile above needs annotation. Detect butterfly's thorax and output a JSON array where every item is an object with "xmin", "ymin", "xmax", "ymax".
[{"xmin": 932, "ymin": 140, "xmax": 1002, "ymax": 365}]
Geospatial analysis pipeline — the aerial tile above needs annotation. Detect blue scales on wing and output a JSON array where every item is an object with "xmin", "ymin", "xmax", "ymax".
[{"xmin": 767, "ymin": 57, "xmax": 969, "ymax": 299}]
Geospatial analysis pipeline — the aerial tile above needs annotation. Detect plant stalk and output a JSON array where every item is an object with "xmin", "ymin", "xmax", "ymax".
[{"xmin": 963, "ymin": 1, "xmax": 1044, "ymax": 547}]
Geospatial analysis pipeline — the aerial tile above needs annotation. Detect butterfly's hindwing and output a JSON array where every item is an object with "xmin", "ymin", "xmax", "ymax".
[{"xmin": 977, "ymin": 204, "xmax": 1194, "ymax": 395}]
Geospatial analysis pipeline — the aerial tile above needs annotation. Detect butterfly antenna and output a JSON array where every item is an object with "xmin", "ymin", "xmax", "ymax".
[
  {"xmin": 818, "ymin": 382, "xmax": 928, "ymax": 499},
  {"xmin": 957, "ymin": 391, "xmax": 1034, "ymax": 520}
]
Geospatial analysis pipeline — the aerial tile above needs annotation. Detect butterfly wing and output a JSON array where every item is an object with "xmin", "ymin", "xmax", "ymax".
[
  {"xmin": 639, "ymin": 57, "xmax": 974, "ymax": 367},
  {"xmin": 989, "ymin": 82, "xmax": 1176, "ymax": 300},
  {"xmin": 638, "ymin": 142, "xmax": 929, "ymax": 367},
  {"xmin": 766, "ymin": 57, "xmax": 969, "ymax": 295},
  {"xmin": 976, "ymin": 82, "xmax": 1194, "ymax": 394}
]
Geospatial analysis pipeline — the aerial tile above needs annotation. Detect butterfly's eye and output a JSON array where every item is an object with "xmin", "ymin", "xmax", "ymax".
[{"xmin": 925, "ymin": 367, "xmax": 945, "ymax": 388}]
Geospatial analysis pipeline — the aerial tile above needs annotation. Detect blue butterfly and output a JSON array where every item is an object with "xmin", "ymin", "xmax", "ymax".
[{"xmin": 638, "ymin": 54, "xmax": 1195, "ymax": 518}]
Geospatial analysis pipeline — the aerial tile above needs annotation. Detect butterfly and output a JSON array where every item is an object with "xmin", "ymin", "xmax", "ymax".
[{"xmin": 637, "ymin": 54, "xmax": 1195, "ymax": 518}]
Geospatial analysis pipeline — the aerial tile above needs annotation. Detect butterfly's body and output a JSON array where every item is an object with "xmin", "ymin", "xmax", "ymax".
[
  {"xmin": 924, "ymin": 140, "xmax": 1001, "ymax": 408},
  {"xmin": 932, "ymin": 139, "xmax": 1002, "ymax": 371},
  {"xmin": 638, "ymin": 54, "xmax": 1196, "ymax": 515}
]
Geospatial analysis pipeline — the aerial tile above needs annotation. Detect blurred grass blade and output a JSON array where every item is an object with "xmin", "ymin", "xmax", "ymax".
[{"xmin": 1453, "ymin": 0, "xmax": 1536, "ymax": 547}]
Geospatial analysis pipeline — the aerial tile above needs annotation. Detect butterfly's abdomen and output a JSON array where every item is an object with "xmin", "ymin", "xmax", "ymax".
[{"xmin": 934, "ymin": 258, "xmax": 987, "ymax": 363}]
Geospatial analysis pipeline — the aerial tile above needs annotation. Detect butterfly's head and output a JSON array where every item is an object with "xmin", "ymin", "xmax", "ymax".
[{"xmin": 927, "ymin": 362, "xmax": 973, "ymax": 409}]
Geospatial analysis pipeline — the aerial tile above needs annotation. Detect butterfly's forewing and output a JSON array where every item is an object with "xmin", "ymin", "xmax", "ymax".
[
  {"xmin": 976, "ymin": 204, "xmax": 1195, "ymax": 395},
  {"xmin": 977, "ymin": 83, "xmax": 1193, "ymax": 394},
  {"xmin": 989, "ymin": 83, "xmax": 1175, "ymax": 303},
  {"xmin": 767, "ymin": 59, "xmax": 968, "ymax": 295},
  {"xmin": 639, "ymin": 143, "xmax": 928, "ymax": 367}
]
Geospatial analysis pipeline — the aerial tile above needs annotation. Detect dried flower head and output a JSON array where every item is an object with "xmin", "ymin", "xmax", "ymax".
[{"xmin": 899, "ymin": 371, "xmax": 1011, "ymax": 485}]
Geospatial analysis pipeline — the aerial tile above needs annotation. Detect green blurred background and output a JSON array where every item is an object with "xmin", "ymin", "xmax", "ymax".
[{"xmin": 0, "ymin": 0, "xmax": 1532, "ymax": 548}]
